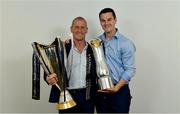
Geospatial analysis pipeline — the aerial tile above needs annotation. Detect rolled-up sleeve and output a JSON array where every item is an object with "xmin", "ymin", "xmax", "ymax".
[{"xmin": 121, "ymin": 41, "xmax": 136, "ymax": 83}]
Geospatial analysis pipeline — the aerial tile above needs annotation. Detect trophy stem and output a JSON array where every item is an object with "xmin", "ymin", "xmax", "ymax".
[
  {"xmin": 55, "ymin": 83, "xmax": 61, "ymax": 91},
  {"xmin": 63, "ymin": 90, "xmax": 66, "ymax": 102}
]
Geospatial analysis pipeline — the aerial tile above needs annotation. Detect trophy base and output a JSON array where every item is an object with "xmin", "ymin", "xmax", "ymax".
[
  {"xmin": 57, "ymin": 90, "xmax": 76, "ymax": 110},
  {"xmin": 56, "ymin": 99, "xmax": 76, "ymax": 110},
  {"xmin": 98, "ymin": 76, "xmax": 114, "ymax": 90}
]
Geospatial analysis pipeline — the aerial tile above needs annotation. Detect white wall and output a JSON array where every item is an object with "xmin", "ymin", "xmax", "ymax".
[
  {"xmin": 178, "ymin": 3, "xmax": 180, "ymax": 112},
  {"xmin": 0, "ymin": 1, "xmax": 2, "ymax": 112},
  {"xmin": 0, "ymin": 0, "xmax": 179, "ymax": 113}
]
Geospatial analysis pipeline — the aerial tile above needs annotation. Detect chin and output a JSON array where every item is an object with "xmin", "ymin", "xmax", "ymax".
[
  {"xmin": 104, "ymin": 30, "xmax": 111, "ymax": 33},
  {"xmin": 103, "ymin": 28, "xmax": 110, "ymax": 32},
  {"xmin": 76, "ymin": 38, "xmax": 84, "ymax": 41}
]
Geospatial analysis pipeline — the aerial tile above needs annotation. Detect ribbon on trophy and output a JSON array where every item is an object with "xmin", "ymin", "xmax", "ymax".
[
  {"xmin": 32, "ymin": 38, "xmax": 76, "ymax": 110},
  {"xmin": 32, "ymin": 52, "xmax": 40, "ymax": 100}
]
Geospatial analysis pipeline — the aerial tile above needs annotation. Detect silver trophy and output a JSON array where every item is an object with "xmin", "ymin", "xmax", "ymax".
[
  {"xmin": 90, "ymin": 38, "xmax": 114, "ymax": 90},
  {"xmin": 32, "ymin": 38, "xmax": 76, "ymax": 110}
]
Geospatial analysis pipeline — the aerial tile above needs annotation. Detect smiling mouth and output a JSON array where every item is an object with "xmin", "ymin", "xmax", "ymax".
[{"xmin": 104, "ymin": 25, "xmax": 111, "ymax": 28}]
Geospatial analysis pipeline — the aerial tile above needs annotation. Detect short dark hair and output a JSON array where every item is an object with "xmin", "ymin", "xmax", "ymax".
[{"xmin": 99, "ymin": 8, "xmax": 116, "ymax": 19}]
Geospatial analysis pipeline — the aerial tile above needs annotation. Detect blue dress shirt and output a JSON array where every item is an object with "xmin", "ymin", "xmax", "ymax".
[{"xmin": 99, "ymin": 30, "xmax": 136, "ymax": 84}]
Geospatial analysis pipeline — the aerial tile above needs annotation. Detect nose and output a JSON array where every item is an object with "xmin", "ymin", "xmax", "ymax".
[
  {"xmin": 77, "ymin": 29, "xmax": 83, "ymax": 33},
  {"xmin": 103, "ymin": 21, "xmax": 109, "ymax": 25}
]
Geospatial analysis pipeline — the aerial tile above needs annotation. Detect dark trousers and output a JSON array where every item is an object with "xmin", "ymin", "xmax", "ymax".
[
  {"xmin": 59, "ymin": 88, "xmax": 94, "ymax": 113},
  {"xmin": 96, "ymin": 84, "xmax": 132, "ymax": 113}
]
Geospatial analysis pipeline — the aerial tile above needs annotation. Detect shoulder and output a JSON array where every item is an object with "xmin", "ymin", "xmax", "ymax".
[
  {"xmin": 98, "ymin": 34, "xmax": 104, "ymax": 40},
  {"xmin": 64, "ymin": 39, "xmax": 72, "ymax": 47},
  {"xmin": 117, "ymin": 34, "xmax": 136, "ymax": 51},
  {"xmin": 87, "ymin": 42, "xmax": 93, "ymax": 51}
]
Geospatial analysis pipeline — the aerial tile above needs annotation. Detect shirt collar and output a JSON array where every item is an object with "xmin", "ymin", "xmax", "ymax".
[
  {"xmin": 73, "ymin": 41, "xmax": 88, "ymax": 52},
  {"xmin": 101, "ymin": 28, "xmax": 121, "ymax": 41}
]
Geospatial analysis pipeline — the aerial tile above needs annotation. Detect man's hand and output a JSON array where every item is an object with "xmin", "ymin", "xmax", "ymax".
[
  {"xmin": 97, "ymin": 86, "xmax": 119, "ymax": 94},
  {"xmin": 97, "ymin": 79, "xmax": 126, "ymax": 93},
  {"xmin": 47, "ymin": 73, "xmax": 58, "ymax": 85}
]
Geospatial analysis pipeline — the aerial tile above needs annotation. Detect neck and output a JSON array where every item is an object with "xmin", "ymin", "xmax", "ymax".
[
  {"xmin": 105, "ymin": 28, "xmax": 117, "ymax": 40},
  {"xmin": 73, "ymin": 39, "xmax": 86, "ymax": 53},
  {"xmin": 74, "ymin": 39, "xmax": 86, "ymax": 47}
]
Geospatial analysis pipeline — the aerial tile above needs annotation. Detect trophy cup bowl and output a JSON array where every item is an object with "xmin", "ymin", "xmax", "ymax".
[
  {"xmin": 90, "ymin": 38, "xmax": 114, "ymax": 90},
  {"xmin": 32, "ymin": 38, "xmax": 76, "ymax": 110}
]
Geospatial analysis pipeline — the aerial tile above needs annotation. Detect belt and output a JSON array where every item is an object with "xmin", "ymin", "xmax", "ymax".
[{"xmin": 69, "ymin": 88, "xmax": 86, "ymax": 93}]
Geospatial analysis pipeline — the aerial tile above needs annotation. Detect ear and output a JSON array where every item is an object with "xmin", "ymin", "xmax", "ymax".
[
  {"xmin": 86, "ymin": 27, "xmax": 88, "ymax": 33},
  {"xmin": 115, "ymin": 18, "xmax": 117, "ymax": 24},
  {"xmin": 70, "ymin": 26, "xmax": 73, "ymax": 33}
]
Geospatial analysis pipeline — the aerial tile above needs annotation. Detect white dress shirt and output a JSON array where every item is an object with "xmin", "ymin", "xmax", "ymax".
[{"xmin": 67, "ymin": 44, "xmax": 87, "ymax": 89}]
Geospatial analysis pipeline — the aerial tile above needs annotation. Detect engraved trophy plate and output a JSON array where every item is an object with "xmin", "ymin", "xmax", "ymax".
[
  {"xmin": 90, "ymin": 38, "xmax": 114, "ymax": 90},
  {"xmin": 32, "ymin": 38, "xmax": 76, "ymax": 110}
]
